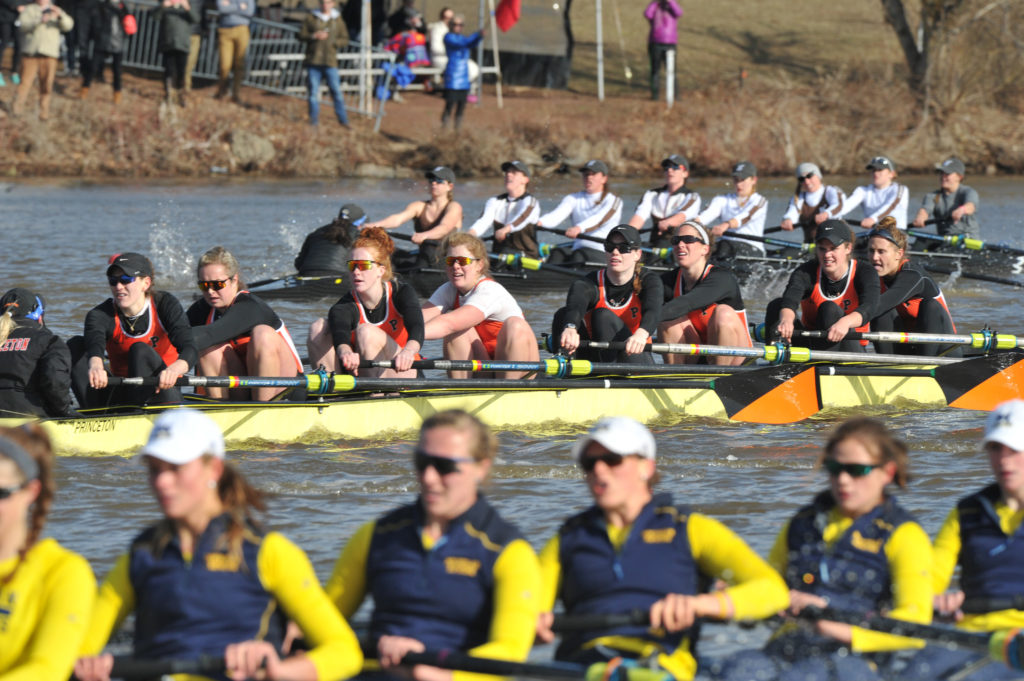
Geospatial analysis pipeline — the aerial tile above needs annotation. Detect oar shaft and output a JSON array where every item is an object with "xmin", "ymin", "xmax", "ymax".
[
  {"xmin": 552, "ymin": 609, "xmax": 649, "ymax": 631},
  {"xmin": 794, "ymin": 329, "xmax": 1024, "ymax": 349},
  {"xmin": 725, "ymin": 232, "xmax": 813, "ymax": 251},
  {"xmin": 107, "ymin": 375, "xmax": 313, "ymax": 389},
  {"xmin": 401, "ymin": 651, "xmax": 586, "ymax": 679},
  {"xmin": 537, "ymin": 227, "xmax": 670, "ymax": 258},
  {"xmin": 108, "ymin": 655, "xmax": 225, "ymax": 679},
  {"xmin": 924, "ymin": 263, "xmax": 1024, "ymax": 289},
  {"xmin": 962, "ymin": 595, "xmax": 1024, "ymax": 614},
  {"xmin": 803, "ymin": 607, "xmax": 990, "ymax": 652},
  {"xmin": 575, "ymin": 340, "xmax": 960, "ymax": 365},
  {"xmin": 361, "ymin": 359, "xmax": 754, "ymax": 376}
]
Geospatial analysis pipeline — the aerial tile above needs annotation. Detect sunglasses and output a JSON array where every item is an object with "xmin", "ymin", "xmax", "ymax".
[
  {"xmin": 198, "ymin": 278, "xmax": 232, "ymax": 292},
  {"xmin": 0, "ymin": 482, "xmax": 27, "ymax": 500},
  {"xmin": 107, "ymin": 274, "xmax": 136, "ymax": 286},
  {"xmin": 579, "ymin": 451, "xmax": 625, "ymax": 472},
  {"xmin": 445, "ymin": 256, "xmax": 477, "ymax": 267},
  {"xmin": 670, "ymin": 234, "xmax": 704, "ymax": 246},
  {"xmin": 823, "ymin": 459, "xmax": 879, "ymax": 478},
  {"xmin": 800, "ymin": 173, "xmax": 816, "ymax": 181},
  {"xmin": 603, "ymin": 241, "xmax": 634, "ymax": 254},
  {"xmin": 414, "ymin": 450, "xmax": 475, "ymax": 476},
  {"xmin": 663, "ymin": 163, "xmax": 681, "ymax": 171},
  {"xmin": 347, "ymin": 260, "xmax": 380, "ymax": 271}
]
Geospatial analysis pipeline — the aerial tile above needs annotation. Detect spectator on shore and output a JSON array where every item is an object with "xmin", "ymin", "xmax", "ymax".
[
  {"xmin": 214, "ymin": 0, "xmax": 253, "ymax": 103},
  {"xmin": 341, "ymin": 0, "xmax": 386, "ymax": 45},
  {"xmin": 56, "ymin": 0, "xmax": 76, "ymax": 74},
  {"xmin": 299, "ymin": 0, "xmax": 350, "ymax": 128},
  {"xmin": 184, "ymin": 0, "xmax": 212, "ymax": 93},
  {"xmin": 0, "ymin": 0, "xmax": 24, "ymax": 87},
  {"xmin": 441, "ymin": 13, "xmax": 482, "ymax": 130},
  {"xmin": 644, "ymin": 0, "xmax": 681, "ymax": 101},
  {"xmin": 428, "ymin": 6, "xmax": 477, "ymax": 91},
  {"xmin": 10, "ymin": 0, "xmax": 73, "ymax": 120},
  {"xmin": 386, "ymin": 0, "xmax": 420, "ymax": 38},
  {"xmin": 74, "ymin": 0, "xmax": 102, "ymax": 86},
  {"xmin": 80, "ymin": 0, "xmax": 128, "ymax": 103},
  {"xmin": 156, "ymin": 0, "xmax": 200, "ymax": 107}
]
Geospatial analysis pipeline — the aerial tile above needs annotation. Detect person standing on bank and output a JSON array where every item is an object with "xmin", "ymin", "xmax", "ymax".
[
  {"xmin": 155, "ymin": 0, "xmax": 201, "ymax": 108},
  {"xmin": 10, "ymin": 0, "xmax": 73, "ymax": 120},
  {"xmin": 299, "ymin": 0, "xmax": 350, "ymax": 128},
  {"xmin": 467, "ymin": 160, "xmax": 542, "ymax": 258},
  {"xmin": 440, "ymin": 13, "xmax": 483, "ymax": 130},
  {"xmin": 0, "ymin": 288, "xmax": 73, "ymax": 418},
  {"xmin": 214, "ymin": 0, "xmax": 253, "ymax": 103},
  {"xmin": 643, "ymin": 0, "xmax": 681, "ymax": 101},
  {"xmin": 912, "ymin": 156, "xmax": 980, "ymax": 243},
  {"xmin": 779, "ymin": 162, "xmax": 847, "ymax": 244},
  {"xmin": 628, "ymin": 153, "xmax": 701, "ymax": 252}
]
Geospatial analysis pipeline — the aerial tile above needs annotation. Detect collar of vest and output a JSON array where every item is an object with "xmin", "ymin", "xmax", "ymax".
[{"xmin": 415, "ymin": 494, "xmax": 494, "ymax": 534}]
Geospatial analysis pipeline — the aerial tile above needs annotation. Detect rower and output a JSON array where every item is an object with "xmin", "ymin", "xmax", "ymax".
[
  {"xmin": 422, "ymin": 233, "xmax": 539, "ymax": 379},
  {"xmin": 0, "ymin": 425, "xmax": 94, "ymax": 681},
  {"xmin": 535, "ymin": 417, "xmax": 788, "ymax": 681},
  {"xmin": 294, "ymin": 202, "xmax": 367, "ymax": 277},
  {"xmin": 717, "ymin": 418, "xmax": 932, "ymax": 681},
  {"xmin": 467, "ymin": 160, "xmax": 542, "ymax": 258},
  {"xmin": 70, "ymin": 252, "xmax": 196, "ymax": 409},
  {"xmin": 307, "ymin": 227, "xmax": 424, "ymax": 378},
  {"xmin": 537, "ymin": 159, "xmax": 623, "ymax": 265},
  {"xmin": 765, "ymin": 219, "xmax": 879, "ymax": 353},
  {"xmin": 187, "ymin": 246, "xmax": 304, "ymax": 402},
  {"xmin": 627, "ymin": 154, "xmax": 701, "ymax": 252},
  {"xmin": 696, "ymin": 160, "xmax": 768, "ymax": 261},
  {"xmin": 867, "ymin": 216, "xmax": 960, "ymax": 357},
  {"xmin": 326, "ymin": 410, "xmax": 540, "ymax": 680},
  {"xmin": 0, "ymin": 288, "xmax": 74, "ymax": 417},
  {"xmin": 779, "ymin": 162, "xmax": 847, "ymax": 243},
  {"xmin": 657, "ymin": 220, "xmax": 751, "ymax": 366},
  {"xmin": 74, "ymin": 409, "xmax": 363, "ymax": 681},
  {"xmin": 552, "ymin": 225, "xmax": 663, "ymax": 365},
  {"xmin": 912, "ymin": 156, "xmax": 981, "ymax": 244},
  {"xmin": 843, "ymin": 155, "xmax": 909, "ymax": 232}
]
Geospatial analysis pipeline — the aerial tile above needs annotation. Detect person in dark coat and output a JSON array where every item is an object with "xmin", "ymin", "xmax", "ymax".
[
  {"xmin": 155, "ymin": 0, "xmax": 200, "ymax": 106},
  {"xmin": 294, "ymin": 203, "xmax": 366, "ymax": 276},
  {"xmin": 0, "ymin": 0, "xmax": 24, "ymax": 87},
  {"xmin": 80, "ymin": 0, "xmax": 127, "ymax": 102},
  {"xmin": 440, "ymin": 13, "xmax": 483, "ymax": 129},
  {"xmin": 0, "ymin": 288, "xmax": 73, "ymax": 418}
]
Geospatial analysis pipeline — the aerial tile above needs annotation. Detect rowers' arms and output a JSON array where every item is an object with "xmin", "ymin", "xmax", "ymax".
[
  {"xmin": 395, "ymin": 282, "xmax": 426, "ymax": 346},
  {"xmin": 838, "ymin": 263, "xmax": 880, "ymax": 335},
  {"xmin": 424, "ymin": 304, "xmax": 484, "ymax": 340},
  {"xmin": 535, "ymin": 534, "xmax": 562, "ymax": 644},
  {"xmin": 155, "ymin": 292, "xmax": 197, "ymax": 389},
  {"xmin": 189, "ymin": 294, "xmax": 277, "ymax": 351},
  {"xmin": 83, "ymin": 303, "xmax": 116, "ymax": 388},
  {"xmin": 931, "ymin": 508, "xmax": 961, "ymax": 601},
  {"xmin": 363, "ymin": 201, "xmax": 425, "ymax": 231},
  {"xmin": 556, "ymin": 277, "xmax": 600, "ymax": 353},
  {"xmin": 325, "ymin": 520, "xmax": 373, "ymax": 618},
  {"xmin": 414, "ymin": 201, "xmax": 463, "ymax": 244},
  {"xmin": 842, "ymin": 186, "xmax": 866, "ymax": 218},
  {"xmin": 327, "ymin": 299, "xmax": 362, "ymax": 372},
  {"xmin": 875, "ymin": 267, "xmax": 927, "ymax": 317},
  {"xmin": 536, "ymin": 194, "xmax": 575, "ymax": 229},
  {"xmin": 576, "ymin": 195, "xmax": 622, "ymax": 235},
  {"xmin": 823, "ymin": 186, "xmax": 847, "ymax": 220},
  {"xmin": 780, "ymin": 196, "xmax": 801, "ymax": 230},
  {"xmin": 628, "ymin": 189, "xmax": 657, "ymax": 229},
  {"xmin": 75, "ymin": 554, "xmax": 135, "ymax": 681},
  {"xmin": 659, "ymin": 267, "xmax": 735, "ymax": 322},
  {"xmin": 468, "ymin": 197, "xmax": 501, "ymax": 237},
  {"xmin": 775, "ymin": 262, "xmax": 816, "ymax": 341}
]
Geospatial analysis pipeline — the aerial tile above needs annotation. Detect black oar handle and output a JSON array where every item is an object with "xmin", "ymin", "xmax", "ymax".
[
  {"xmin": 401, "ymin": 650, "xmax": 586, "ymax": 679},
  {"xmin": 800, "ymin": 606, "xmax": 989, "ymax": 652},
  {"xmin": 552, "ymin": 608, "xmax": 649, "ymax": 631},
  {"xmin": 962, "ymin": 595, "xmax": 1024, "ymax": 614},
  {"xmin": 107, "ymin": 655, "xmax": 225, "ymax": 679}
]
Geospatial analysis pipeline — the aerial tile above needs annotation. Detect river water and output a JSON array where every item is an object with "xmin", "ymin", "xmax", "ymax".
[{"xmin": 3, "ymin": 174, "xmax": 1023, "ymax": 657}]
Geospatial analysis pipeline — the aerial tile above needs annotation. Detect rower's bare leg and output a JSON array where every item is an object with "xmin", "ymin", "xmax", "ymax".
[
  {"xmin": 707, "ymin": 305, "xmax": 747, "ymax": 366},
  {"xmin": 658, "ymin": 319, "xmax": 701, "ymax": 365},
  {"xmin": 356, "ymin": 326, "xmax": 416, "ymax": 378},
  {"xmin": 247, "ymin": 324, "xmax": 299, "ymax": 401},
  {"xmin": 494, "ymin": 317, "xmax": 539, "ymax": 379},
  {"xmin": 198, "ymin": 343, "xmax": 247, "ymax": 400},
  {"xmin": 444, "ymin": 327, "xmax": 487, "ymax": 379},
  {"xmin": 307, "ymin": 317, "xmax": 337, "ymax": 371}
]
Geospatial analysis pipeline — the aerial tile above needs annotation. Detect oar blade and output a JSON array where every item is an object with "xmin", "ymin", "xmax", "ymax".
[
  {"xmin": 714, "ymin": 364, "xmax": 821, "ymax": 424},
  {"xmin": 936, "ymin": 350, "xmax": 1024, "ymax": 411}
]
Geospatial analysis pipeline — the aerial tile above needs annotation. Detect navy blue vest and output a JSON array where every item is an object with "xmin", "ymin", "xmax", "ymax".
[
  {"xmin": 129, "ymin": 514, "xmax": 286, "ymax": 679},
  {"xmin": 556, "ymin": 493, "xmax": 701, "ymax": 660},
  {"xmin": 958, "ymin": 484, "xmax": 1024, "ymax": 603},
  {"xmin": 366, "ymin": 496, "xmax": 522, "ymax": 651},
  {"xmin": 785, "ymin": 491, "xmax": 915, "ymax": 613}
]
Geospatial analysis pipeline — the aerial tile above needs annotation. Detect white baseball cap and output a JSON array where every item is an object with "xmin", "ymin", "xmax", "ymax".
[
  {"xmin": 983, "ymin": 400, "xmax": 1024, "ymax": 452},
  {"xmin": 139, "ymin": 409, "xmax": 226, "ymax": 464},
  {"xmin": 571, "ymin": 417, "xmax": 656, "ymax": 461}
]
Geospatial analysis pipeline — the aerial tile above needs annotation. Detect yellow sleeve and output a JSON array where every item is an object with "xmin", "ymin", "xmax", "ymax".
[
  {"xmin": 325, "ymin": 520, "xmax": 374, "ymax": 619},
  {"xmin": 457, "ymin": 539, "xmax": 541, "ymax": 681},
  {"xmin": 767, "ymin": 521, "xmax": 791, "ymax": 577},
  {"xmin": 849, "ymin": 521, "xmax": 933, "ymax": 653},
  {"xmin": 537, "ymin": 533, "xmax": 562, "ymax": 613},
  {"xmin": 0, "ymin": 547, "xmax": 95, "ymax": 681},
  {"xmin": 78, "ymin": 553, "xmax": 135, "ymax": 656},
  {"xmin": 258, "ymin": 532, "xmax": 363, "ymax": 681},
  {"xmin": 687, "ymin": 513, "xmax": 789, "ymax": 620},
  {"xmin": 932, "ymin": 508, "xmax": 960, "ymax": 595}
]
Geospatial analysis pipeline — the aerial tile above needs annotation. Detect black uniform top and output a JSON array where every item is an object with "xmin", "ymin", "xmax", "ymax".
[
  {"xmin": 778, "ymin": 259, "xmax": 880, "ymax": 323},
  {"xmin": 294, "ymin": 224, "xmax": 356, "ymax": 276},
  {"xmin": 561, "ymin": 269, "xmax": 664, "ymax": 336},
  {"xmin": 0, "ymin": 322, "xmax": 72, "ymax": 417},
  {"xmin": 83, "ymin": 291, "xmax": 198, "ymax": 369},
  {"xmin": 187, "ymin": 291, "xmax": 286, "ymax": 351},
  {"xmin": 877, "ymin": 261, "xmax": 943, "ymax": 317},
  {"xmin": 660, "ymin": 263, "xmax": 745, "ymax": 321},
  {"xmin": 327, "ymin": 279, "xmax": 425, "ymax": 348}
]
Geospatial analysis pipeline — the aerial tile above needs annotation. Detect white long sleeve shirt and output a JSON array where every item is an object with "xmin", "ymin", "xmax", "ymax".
[
  {"xmin": 843, "ymin": 183, "xmax": 909, "ymax": 230},
  {"xmin": 632, "ymin": 185, "xmax": 702, "ymax": 226},
  {"xmin": 468, "ymin": 193, "xmax": 541, "ymax": 237},
  {"xmin": 781, "ymin": 185, "xmax": 847, "ymax": 224},
  {"xmin": 538, "ymin": 190, "xmax": 623, "ymax": 251},
  {"xmin": 698, "ymin": 192, "xmax": 768, "ymax": 253}
]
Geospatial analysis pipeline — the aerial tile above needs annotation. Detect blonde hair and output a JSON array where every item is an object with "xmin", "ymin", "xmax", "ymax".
[
  {"xmin": 0, "ymin": 425, "xmax": 55, "ymax": 584},
  {"xmin": 872, "ymin": 216, "xmax": 908, "ymax": 252},
  {"xmin": 420, "ymin": 410, "xmax": 498, "ymax": 463},
  {"xmin": 354, "ymin": 227, "xmax": 396, "ymax": 282},
  {"xmin": 197, "ymin": 246, "xmax": 242, "ymax": 285},
  {"xmin": 443, "ymin": 232, "xmax": 491, "ymax": 276},
  {"xmin": 0, "ymin": 313, "xmax": 17, "ymax": 346}
]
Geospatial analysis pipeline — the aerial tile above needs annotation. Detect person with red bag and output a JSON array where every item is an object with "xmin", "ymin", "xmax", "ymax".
[{"xmin": 79, "ymin": 0, "xmax": 130, "ymax": 103}]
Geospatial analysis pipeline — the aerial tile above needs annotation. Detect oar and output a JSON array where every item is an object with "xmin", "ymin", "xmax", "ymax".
[
  {"xmin": 248, "ymin": 274, "xmax": 345, "ymax": 288},
  {"xmin": 962, "ymin": 595, "xmax": 1024, "ymax": 613},
  {"xmin": 361, "ymin": 358, "xmax": 760, "ymax": 377},
  {"xmin": 537, "ymin": 226, "xmax": 672, "ymax": 261},
  {"xmin": 908, "ymin": 229, "xmax": 1024, "ymax": 256},
  {"xmin": 723, "ymin": 232, "xmax": 814, "ymax": 252},
  {"xmin": 922, "ymin": 262, "xmax": 1024, "ymax": 289},
  {"xmin": 799, "ymin": 606, "xmax": 991, "ymax": 652},
  {"xmin": 102, "ymin": 655, "xmax": 225, "ymax": 680},
  {"xmin": 793, "ymin": 329, "xmax": 1024, "ymax": 351},
  {"xmin": 488, "ymin": 252, "xmax": 592, "ymax": 280},
  {"xmin": 399, "ymin": 650, "xmax": 670, "ymax": 681}
]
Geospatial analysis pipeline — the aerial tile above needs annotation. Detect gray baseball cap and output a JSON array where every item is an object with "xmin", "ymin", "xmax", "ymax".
[
  {"xmin": 732, "ymin": 161, "xmax": 756, "ymax": 180},
  {"xmin": 936, "ymin": 157, "xmax": 965, "ymax": 176}
]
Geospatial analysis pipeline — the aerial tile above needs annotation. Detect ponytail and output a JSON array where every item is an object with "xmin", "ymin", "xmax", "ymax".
[{"xmin": 0, "ymin": 312, "xmax": 16, "ymax": 346}]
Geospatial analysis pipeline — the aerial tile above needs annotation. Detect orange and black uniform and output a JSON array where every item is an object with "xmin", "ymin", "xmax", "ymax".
[
  {"xmin": 660, "ymin": 263, "xmax": 751, "ymax": 346},
  {"xmin": 873, "ymin": 260, "xmax": 959, "ymax": 357},
  {"xmin": 327, "ymin": 279, "xmax": 424, "ymax": 354}
]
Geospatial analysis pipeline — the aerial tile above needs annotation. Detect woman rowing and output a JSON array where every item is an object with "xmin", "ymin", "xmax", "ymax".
[
  {"xmin": 552, "ymin": 225, "xmax": 663, "ymax": 365},
  {"xmin": 779, "ymin": 162, "xmax": 847, "ymax": 243},
  {"xmin": 867, "ymin": 216, "xmax": 960, "ymax": 358},
  {"xmin": 186, "ymin": 246, "xmax": 304, "ymax": 402},
  {"xmin": 696, "ymin": 160, "xmax": 768, "ymax": 260},
  {"xmin": 364, "ymin": 166, "xmax": 463, "ymax": 269},
  {"xmin": 843, "ymin": 155, "xmax": 909, "ymax": 232},
  {"xmin": 717, "ymin": 418, "xmax": 932, "ymax": 681},
  {"xmin": 536, "ymin": 417, "xmax": 788, "ymax": 681},
  {"xmin": 326, "ymin": 409, "xmax": 540, "ymax": 680},
  {"xmin": 0, "ymin": 288, "xmax": 73, "ymax": 417},
  {"xmin": 423, "ymin": 233, "xmax": 539, "ymax": 379},
  {"xmin": 74, "ymin": 409, "xmax": 363, "ymax": 681},
  {"xmin": 294, "ymin": 203, "xmax": 367, "ymax": 277},
  {"xmin": 657, "ymin": 220, "xmax": 751, "ymax": 366},
  {"xmin": 912, "ymin": 156, "xmax": 981, "ymax": 243},
  {"xmin": 307, "ymin": 227, "xmax": 424, "ymax": 378},
  {"xmin": 537, "ymin": 159, "xmax": 623, "ymax": 265},
  {"xmin": 0, "ymin": 425, "xmax": 94, "ymax": 681},
  {"xmin": 627, "ymin": 154, "xmax": 701, "ymax": 251},
  {"xmin": 764, "ymin": 219, "xmax": 879, "ymax": 353},
  {"xmin": 70, "ymin": 252, "xmax": 196, "ymax": 409},
  {"xmin": 467, "ymin": 160, "xmax": 542, "ymax": 258}
]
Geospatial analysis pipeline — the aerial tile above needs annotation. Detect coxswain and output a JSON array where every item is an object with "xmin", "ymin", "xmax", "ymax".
[
  {"xmin": 422, "ymin": 233, "xmax": 539, "ymax": 379},
  {"xmin": 307, "ymin": 227, "xmax": 424, "ymax": 378},
  {"xmin": 74, "ymin": 409, "xmax": 363, "ymax": 681},
  {"xmin": 697, "ymin": 160, "xmax": 768, "ymax": 260},
  {"xmin": 364, "ymin": 166, "xmax": 463, "ymax": 269},
  {"xmin": 765, "ymin": 219, "xmax": 879, "ymax": 353},
  {"xmin": 716, "ymin": 418, "xmax": 932, "ymax": 681},
  {"xmin": 70, "ymin": 252, "xmax": 196, "ymax": 409},
  {"xmin": 552, "ymin": 225, "xmax": 663, "ymax": 365},
  {"xmin": 657, "ymin": 221, "xmax": 751, "ymax": 366},
  {"xmin": 867, "ymin": 216, "xmax": 960, "ymax": 357},
  {"xmin": 187, "ymin": 246, "xmax": 304, "ymax": 402},
  {"xmin": 535, "ymin": 417, "xmax": 788, "ymax": 681},
  {"xmin": 326, "ymin": 409, "xmax": 540, "ymax": 681},
  {"xmin": 628, "ymin": 154, "xmax": 701, "ymax": 252},
  {"xmin": 0, "ymin": 288, "xmax": 73, "ymax": 417},
  {"xmin": 294, "ymin": 203, "xmax": 368, "ymax": 277},
  {"xmin": 843, "ymin": 155, "xmax": 909, "ymax": 231},
  {"xmin": 912, "ymin": 156, "xmax": 981, "ymax": 243},
  {"xmin": 0, "ymin": 425, "xmax": 94, "ymax": 681},
  {"xmin": 779, "ymin": 162, "xmax": 847, "ymax": 243},
  {"xmin": 467, "ymin": 160, "xmax": 542, "ymax": 258},
  {"xmin": 537, "ymin": 159, "xmax": 623, "ymax": 265}
]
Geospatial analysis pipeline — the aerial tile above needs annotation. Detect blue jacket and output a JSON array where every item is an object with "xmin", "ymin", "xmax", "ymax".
[
  {"xmin": 443, "ymin": 31, "xmax": 482, "ymax": 90},
  {"xmin": 958, "ymin": 484, "xmax": 1024, "ymax": 603}
]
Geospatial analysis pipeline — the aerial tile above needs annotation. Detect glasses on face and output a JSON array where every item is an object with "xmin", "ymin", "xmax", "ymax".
[
  {"xmin": 445, "ymin": 256, "xmax": 477, "ymax": 267},
  {"xmin": 664, "ymin": 163, "xmax": 681, "ymax": 171},
  {"xmin": 823, "ymin": 459, "xmax": 879, "ymax": 478},
  {"xmin": 452, "ymin": 22, "xmax": 463, "ymax": 27},
  {"xmin": 107, "ymin": 274, "xmax": 136, "ymax": 286},
  {"xmin": 429, "ymin": 178, "xmax": 448, "ymax": 185},
  {"xmin": 414, "ymin": 450, "xmax": 475, "ymax": 476},
  {"xmin": 0, "ymin": 482, "xmax": 26, "ymax": 500},
  {"xmin": 800, "ymin": 173, "xmax": 816, "ymax": 181},
  {"xmin": 604, "ymin": 241, "xmax": 634, "ymax": 254},
  {"xmin": 671, "ymin": 234, "xmax": 704, "ymax": 246},
  {"xmin": 579, "ymin": 451, "xmax": 625, "ymax": 473},
  {"xmin": 198, "ymin": 278, "xmax": 232, "ymax": 292},
  {"xmin": 347, "ymin": 260, "xmax": 380, "ymax": 272}
]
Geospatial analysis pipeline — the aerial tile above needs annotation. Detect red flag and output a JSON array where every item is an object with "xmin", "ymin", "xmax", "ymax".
[{"xmin": 495, "ymin": 0, "xmax": 520, "ymax": 32}]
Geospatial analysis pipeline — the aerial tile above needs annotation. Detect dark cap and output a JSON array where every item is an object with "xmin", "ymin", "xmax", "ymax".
[
  {"xmin": 607, "ymin": 224, "xmax": 642, "ymax": 248},
  {"xmin": 661, "ymin": 154, "xmax": 690, "ymax": 171},
  {"xmin": 501, "ymin": 160, "xmax": 531, "ymax": 178},
  {"xmin": 866, "ymin": 156, "xmax": 896, "ymax": 171},
  {"xmin": 936, "ymin": 157, "xmax": 965, "ymax": 176},
  {"xmin": 731, "ymin": 161, "xmax": 756, "ymax": 180},
  {"xmin": 106, "ymin": 252, "xmax": 154, "ymax": 278},
  {"xmin": 579, "ymin": 159, "xmax": 609, "ymax": 175},
  {"xmin": 425, "ymin": 166, "xmax": 456, "ymax": 184},
  {"xmin": 338, "ymin": 203, "xmax": 367, "ymax": 226},
  {"xmin": 815, "ymin": 219, "xmax": 852, "ymax": 246},
  {"xmin": 0, "ymin": 288, "xmax": 45, "ymax": 322}
]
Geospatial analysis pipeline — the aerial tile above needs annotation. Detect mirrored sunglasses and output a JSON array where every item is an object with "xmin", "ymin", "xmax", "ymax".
[
  {"xmin": 445, "ymin": 256, "xmax": 477, "ymax": 267},
  {"xmin": 823, "ymin": 459, "xmax": 879, "ymax": 478},
  {"xmin": 347, "ymin": 260, "xmax": 381, "ymax": 271},
  {"xmin": 107, "ymin": 274, "xmax": 136, "ymax": 286},
  {"xmin": 198, "ymin": 279, "xmax": 231, "ymax": 292}
]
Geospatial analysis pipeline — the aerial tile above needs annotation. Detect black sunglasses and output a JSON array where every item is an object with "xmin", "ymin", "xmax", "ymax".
[
  {"xmin": 800, "ymin": 173, "xmax": 816, "ymax": 181},
  {"xmin": 670, "ymin": 234, "xmax": 704, "ymax": 246},
  {"xmin": 823, "ymin": 459, "xmax": 879, "ymax": 478},
  {"xmin": 107, "ymin": 274, "xmax": 136, "ymax": 286},
  {"xmin": 604, "ymin": 241, "xmax": 635, "ymax": 254},
  {"xmin": 0, "ymin": 482, "xmax": 27, "ymax": 500},
  {"xmin": 414, "ymin": 450, "xmax": 474, "ymax": 476},
  {"xmin": 579, "ymin": 451, "xmax": 625, "ymax": 472}
]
